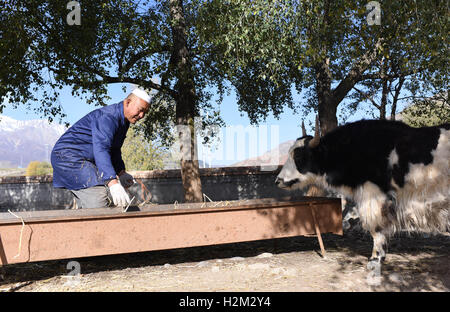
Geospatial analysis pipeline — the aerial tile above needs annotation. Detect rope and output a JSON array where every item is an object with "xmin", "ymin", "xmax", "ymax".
[
  {"xmin": 7, "ymin": 210, "xmax": 25, "ymax": 259},
  {"xmin": 123, "ymin": 196, "xmax": 136, "ymax": 212},
  {"xmin": 203, "ymin": 193, "xmax": 214, "ymax": 202},
  {"xmin": 202, "ymin": 193, "xmax": 214, "ymax": 208}
]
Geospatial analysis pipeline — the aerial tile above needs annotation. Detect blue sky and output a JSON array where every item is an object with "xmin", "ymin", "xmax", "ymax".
[
  {"xmin": 1, "ymin": 83, "xmax": 372, "ymax": 166},
  {"xmin": 2, "ymin": 83, "xmax": 311, "ymax": 136}
]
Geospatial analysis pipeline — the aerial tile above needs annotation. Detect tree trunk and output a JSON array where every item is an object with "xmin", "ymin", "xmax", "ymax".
[
  {"xmin": 390, "ymin": 77, "xmax": 405, "ymax": 120},
  {"xmin": 379, "ymin": 60, "xmax": 388, "ymax": 120},
  {"xmin": 315, "ymin": 59, "xmax": 338, "ymax": 135},
  {"xmin": 313, "ymin": 1, "xmax": 338, "ymax": 136},
  {"xmin": 318, "ymin": 101, "xmax": 338, "ymax": 135},
  {"xmin": 169, "ymin": 0, "xmax": 203, "ymax": 203},
  {"xmin": 380, "ymin": 78, "xmax": 388, "ymax": 120}
]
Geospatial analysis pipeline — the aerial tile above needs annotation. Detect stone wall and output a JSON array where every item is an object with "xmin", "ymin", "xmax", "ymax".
[{"xmin": 0, "ymin": 166, "xmax": 297, "ymax": 212}]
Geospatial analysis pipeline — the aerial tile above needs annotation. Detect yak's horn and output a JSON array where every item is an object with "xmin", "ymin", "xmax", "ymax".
[
  {"xmin": 309, "ymin": 115, "xmax": 321, "ymax": 148},
  {"xmin": 301, "ymin": 121, "xmax": 307, "ymax": 137}
]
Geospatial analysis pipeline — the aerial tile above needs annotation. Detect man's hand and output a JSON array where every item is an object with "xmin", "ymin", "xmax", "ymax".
[
  {"xmin": 118, "ymin": 171, "xmax": 135, "ymax": 188},
  {"xmin": 109, "ymin": 182, "xmax": 131, "ymax": 206}
]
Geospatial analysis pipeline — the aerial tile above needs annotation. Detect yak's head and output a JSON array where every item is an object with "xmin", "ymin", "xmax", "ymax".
[{"xmin": 275, "ymin": 117, "xmax": 321, "ymax": 190}]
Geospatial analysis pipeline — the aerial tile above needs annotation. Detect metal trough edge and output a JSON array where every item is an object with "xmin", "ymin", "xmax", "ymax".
[{"xmin": 0, "ymin": 197, "xmax": 342, "ymax": 265}]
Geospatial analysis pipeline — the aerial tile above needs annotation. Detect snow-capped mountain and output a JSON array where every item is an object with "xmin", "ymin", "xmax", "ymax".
[{"xmin": 0, "ymin": 115, "xmax": 67, "ymax": 168}]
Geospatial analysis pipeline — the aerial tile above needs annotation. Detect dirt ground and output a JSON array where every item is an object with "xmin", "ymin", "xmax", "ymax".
[{"xmin": 1, "ymin": 226, "xmax": 449, "ymax": 293}]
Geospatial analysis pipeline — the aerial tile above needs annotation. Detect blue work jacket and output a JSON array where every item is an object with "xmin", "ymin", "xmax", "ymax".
[{"xmin": 51, "ymin": 102, "xmax": 130, "ymax": 190}]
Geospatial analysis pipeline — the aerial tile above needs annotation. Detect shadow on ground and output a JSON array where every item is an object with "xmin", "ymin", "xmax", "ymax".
[
  {"xmin": 331, "ymin": 230, "xmax": 450, "ymax": 291},
  {"xmin": 1, "ymin": 228, "xmax": 449, "ymax": 291}
]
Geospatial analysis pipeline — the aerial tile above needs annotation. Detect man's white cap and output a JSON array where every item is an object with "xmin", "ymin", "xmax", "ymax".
[{"xmin": 131, "ymin": 88, "xmax": 151, "ymax": 103}]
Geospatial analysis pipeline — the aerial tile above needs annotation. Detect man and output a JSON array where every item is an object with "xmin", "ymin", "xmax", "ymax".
[{"xmin": 51, "ymin": 88, "xmax": 150, "ymax": 208}]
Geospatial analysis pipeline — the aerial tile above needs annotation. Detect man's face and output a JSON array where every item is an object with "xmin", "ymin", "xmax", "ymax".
[{"xmin": 124, "ymin": 97, "xmax": 149, "ymax": 124}]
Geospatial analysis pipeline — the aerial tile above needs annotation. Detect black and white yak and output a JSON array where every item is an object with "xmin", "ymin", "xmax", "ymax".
[{"xmin": 275, "ymin": 118, "xmax": 449, "ymax": 269}]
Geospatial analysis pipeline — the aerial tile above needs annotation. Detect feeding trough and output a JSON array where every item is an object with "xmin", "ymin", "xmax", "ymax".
[{"xmin": 0, "ymin": 196, "xmax": 342, "ymax": 266}]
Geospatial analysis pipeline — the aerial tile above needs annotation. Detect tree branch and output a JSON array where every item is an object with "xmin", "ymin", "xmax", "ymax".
[
  {"xmin": 49, "ymin": 65, "xmax": 177, "ymax": 98},
  {"xmin": 332, "ymin": 38, "xmax": 383, "ymax": 104},
  {"xmin": 121, "ymin": 45, "xmax": 170, "ymax": 74},
  {"xmin": 390, "ymin": 77, "xmax": 405, "ymax": 119},
  {"xmin": 361, "ymin": 66, "xmax": 426, "ymax": 80},
  {"xmin": 353, "ymin": 86, "xmax": 381, "ymax": 109}
]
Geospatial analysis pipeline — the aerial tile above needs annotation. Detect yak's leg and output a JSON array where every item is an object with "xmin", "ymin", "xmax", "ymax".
[
  {"xmin": 367, "ymin": 195, "xmax": 397, "ymax": 270},
  {"xmin": 367, "ymin": 231, "xmax": 387, "ymax": 270},
  {"xmin": 355, "ymin": 182, "xmax": 393, "ymax": 271}
]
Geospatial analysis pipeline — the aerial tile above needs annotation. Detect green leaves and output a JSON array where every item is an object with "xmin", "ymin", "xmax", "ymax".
[
  {"xmin": 196, "ymin": 0, "xmax": 449, "ymax": 126},
  {"xmin": 121, "ymin": 126, "xmax": 168, "ymax": 170},
  {"xmin": 401, "ymin": 95, "xmax": 450, "ymax": 127},
  {"xmin": 1, "ymin": 0, "xmax": 447, "ymax": 133},
  {"xmin": 26, "ymin": 161, "xmax": 53, "ymax": 176}
]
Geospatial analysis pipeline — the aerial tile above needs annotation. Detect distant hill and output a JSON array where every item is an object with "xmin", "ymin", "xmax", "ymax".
[
  {"xmin": 231, "ymin": 140, "xmax": 294, "ymax": 167},
  {"xmin": 0, "ymin": 116, "xmax": 67, "ymax": 168}
]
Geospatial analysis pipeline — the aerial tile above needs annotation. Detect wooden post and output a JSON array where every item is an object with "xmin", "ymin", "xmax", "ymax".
[{"xmin": 310, "ymin": 205, "xmax": 326, "ymax": 258}]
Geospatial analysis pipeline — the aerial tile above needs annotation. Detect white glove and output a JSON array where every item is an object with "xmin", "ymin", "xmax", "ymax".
[
  {"xmin": 119, "ymin": 172, "xmax": 135, "ymax": 188},
  {"xmin": 109, "ymin": 183, "xmax": 131, "ymax": 206}
]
